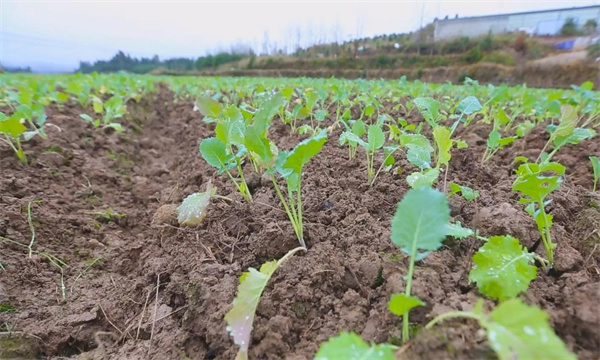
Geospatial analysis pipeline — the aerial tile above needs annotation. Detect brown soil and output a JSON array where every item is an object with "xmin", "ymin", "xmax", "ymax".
[{"xmin": 1, "ymin": 86, "xmax": 599, "ymax": 360}]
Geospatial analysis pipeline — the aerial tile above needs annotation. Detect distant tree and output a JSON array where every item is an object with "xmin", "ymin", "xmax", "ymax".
[
  {"xmin": 584, "ymin": 19, "xmax": 598, "ymax": 35},
  {"xmin": 560, "ymin": 18, "xmax": 580, "ymax": 36}
]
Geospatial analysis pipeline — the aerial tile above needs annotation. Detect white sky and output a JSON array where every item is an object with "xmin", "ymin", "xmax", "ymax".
[{"xmin": 2, "ymin": 0, "xmax": 599, "ymax": 72}]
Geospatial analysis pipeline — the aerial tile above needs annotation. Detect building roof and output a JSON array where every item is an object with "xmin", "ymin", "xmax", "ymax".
[{"xmin": 435, "ymin": 4, "xmax": 600, "ymax": 23}]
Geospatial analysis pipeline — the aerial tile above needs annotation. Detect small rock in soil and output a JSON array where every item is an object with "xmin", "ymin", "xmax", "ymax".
[{"xmin": 151, "ymin": 204, "xmax": 178, "ymax": 226}]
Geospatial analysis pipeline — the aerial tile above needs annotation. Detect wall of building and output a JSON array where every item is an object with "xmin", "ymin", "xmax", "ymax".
[{"xmin": 434, "ymin": 6, "xmax": 600, "ymax": 41}]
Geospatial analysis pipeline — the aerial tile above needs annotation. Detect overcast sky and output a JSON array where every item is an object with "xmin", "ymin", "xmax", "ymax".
[{"xmin": 2, "ymin": 0, "xmax": 599, "ymax": 72}]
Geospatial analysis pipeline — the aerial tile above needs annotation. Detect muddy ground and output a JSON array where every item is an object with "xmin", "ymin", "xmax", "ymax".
[{"xmin": 1, "ymin": 86, "xmax": 599, "ymax": 360}]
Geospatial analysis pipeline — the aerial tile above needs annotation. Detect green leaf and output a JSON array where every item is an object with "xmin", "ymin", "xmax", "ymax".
[
  {"xmin": 470, "ymin": 236, "xmax": 537, "ymax": 300},
  {"xmin": 199, "ymin": 137, "xmax": 234, "ymax": 172},
  {"xmin": 0, "ymin": 117, "xmax": 27, "ymax": 137},
  {"xmin": 389, "ymin": 294, "xmax": 424, "ymax": 317},
  {"xmin": 512, "ymin": 164, "xmax": 562, "ymax": 203},
  {"xmin": 225, "ymin": 260, "xmax": 279, "ymax": 360},
  {"xmin": 283, "ymin": 129, "xmax": 327, "ymax": 175},
  {"xmin": 194, "ymin": 97, "xmax": 222, "ymax": 118},
  {"xmin": 591, "ymin": 156, "xmax": 599, "ymax": 191},
  {"xmin": 449, "ymin": 183, "xmax": 480, "ymax": 201},
  {"xmin": 496, "ymin": 108, "xmax": 512, "ymax": 126},
  {"xmin": 92, "ymin": 98, "xmax": 103, "ymax": 114},
  {"xmin": 456, "ymin": 95, "xmax": 482, "ymax": 116},
  {"xmin": 455, "ymin": 140, "xmax": 468, "ymax": 149},
  {"xmin": 446, "ymin": 221, "xmax": 474, "ymax": 239},
  {"xmin": 487, "ymin": 130, "xmax": 501, "ymax": 149},
  {"xmin": 550, "ymin": 104, "xmax": 577, "ymax": 141},
  {"xmin": 391, "ymin": 187, "xmax": 450, "ymax": 253},
  {"xmin": 414, "ymin": 97, "xmax": 440, "ymax": 126},
  {"xmin": 367, "ymin": 124, "xmax": 385, "ymax": 152},
  {"xmin": 254, "ymin": 92, "xmax": 286, "ymax": 133},
  {"xmin": 407, "ymin": 168, "xmax": 440, "ymax": 189},
  {"xmin": 352, "ymin": 119, "xmax": 367, "ymax": 136},
  {"xmin": 216, "ymin": 112, "xmax": 246, "ymax": 146},
  {"xmin": 177, "ymin": 182, "xmax": 215, "ymax": 226},
  {"xmin": 315, "ymin": 109, "xmax": 328, "ymax": 121},
  {"xmin": 315, "ymin": 332, "xmax": 395, "ymax": 360},
  {"xmin": 225, "ymin": 248, "xmax": 302, "ymax": 360},
  {"xmin": 433, "ymin": 126, "xmax": 452, "ymax": 167},
  {"xmin": 401, "ymin": 134, "xmax": 433, "ymax": 169},
  {"xmin": 484, "ymin": 299, "xmax": 576, "ymax": 360},
  {"xmin": 244, "ymin": 124, "xmax": 274, "ymax": 167}
]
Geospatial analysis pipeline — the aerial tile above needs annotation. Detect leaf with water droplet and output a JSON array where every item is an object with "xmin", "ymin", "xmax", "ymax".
[
  {"xmin": 483, "ymin": 299, "xmax": 576, "ymax": 360},
  {"xmin": 469, "ymin": 236, "xmax": 537, "ymax": 300},
  {"xmin": 177, "ymin": 182, "xmax": 215, "ymax": 226}
]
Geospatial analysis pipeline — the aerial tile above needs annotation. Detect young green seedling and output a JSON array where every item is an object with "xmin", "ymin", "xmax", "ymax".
[
  {"xmin": 426, "ymin": 299, "xmax": 576, "ymax": 360},
  {"xmin": 246, "ymin": 124, "xmax": 327, "ymax": 248},
  {"xmin": 389, "ymin": 187, "xmax": 450, "ymax": 342},
  {"xmin": 512, "ymin": 159, "xmax": 565, "ymax": 271},
  {"xmin": 225, "ymin": 246, "xmax": 305, "ymax": 360},
  {"xmin": 0, "ymin": 111, "xmax": 28, "ymax": 164},
  {"xmin": 589, "ymin": 156, "xmax": 599, "ymax": 192},
  {"xmin": 339, "ymin": 119, "xmax": 366, "ymax": 160},
  {"xmin": 537, "ymin": 105, "xmax": 596, "ymax": 163},
  {"xmin": 448, "ymin": 182, "xmax": 480, "ymax": 201},
  {"xmin": 198, "ymin": 98, "xmax": 255, "ymax": 201}
]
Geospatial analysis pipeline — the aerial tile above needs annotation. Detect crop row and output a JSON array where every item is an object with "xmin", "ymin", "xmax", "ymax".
[{"xmin": 1, "ymin": 73, "xmax": 599, "ymax": 359}]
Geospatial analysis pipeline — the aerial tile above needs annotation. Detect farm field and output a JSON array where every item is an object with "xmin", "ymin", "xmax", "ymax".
[{"xmin": 1, "ymin": 74, "xmax": 599, "ymax": 359}]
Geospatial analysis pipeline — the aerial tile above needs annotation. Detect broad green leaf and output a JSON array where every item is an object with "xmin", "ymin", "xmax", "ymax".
[
  {"xmin": 367, "ymin": 124, "xmax": 385, "ymax": 152},
  {"xmin": 200, "ymin": 137, "xmax": 234, "ymax": 172},
  {"xmin": 401, "ymin": 133, "xmax": 433, "ymax": 168},
  {"xmin": 389, "ymin": 294, "xmax": 424, "ymax": 317},
  {"xmin": 244, "ymin": 124, "xmax": 274, "ymax": 167},
  {"xmin": 487, "ymin": 130, "xmax": 501, "ymax": 149},
  {"xmin": 433, "ymin": 126, "xmax": 451, "ymax": 167},
  {"xmin": 352, "ymin": 119, "xmax": 366, "ymax": 136},
  {"xmin": 550, "ymin": 105, "xmax": 577, "ymax": 141},
  {"xmin": 513, "ymin": 164, "xmax": 562, "ymax": 203},
  {"xmin": 315, "ymin": 109, "xmax": 327, "ymax": 121},
  {"xmin": 414, "ymin": 97, "xmax": 440, "ymax": 126},
  {"xmin": 580, "ymin": 81, "xmax": 594, "ymax": 91},
  {"xmin": 283, "ymin": 129, "xmax": 327, "ymax": 175},
  {"xmin": 470, "ymin": 236, "xmax": 537, "ymax": 300},
  {"xmin": 216, "ymin": 114, "xmax": 246, "ymax": 146},
  {"xmin": 92, "ymin": 98, "xmax": 103, "ymax": 114},
  {"xmin": 496, "ymin": 108, "xmax": 511, "ymax": 126},
  {"xmin": 407, "ymin": 168, "xmax": 439, "ymax": 189},
  {"xmin": 456, "ymin": 95, "xmax": 482, "ymax": 116},
  {"xmin": 194, "ymin": 97, "xmax": 222, "ymax": 118},
  {"xmin": 0, "ymin": 117, "xmax": 27, "ymax": 137},
  {"xmin": 391, "ymin": 187, "xmax": 450, "ymax": 253},
  {"xmin": 484, "ymin": 299, "xmax": 576, "ymax": 360},
  {"xmin": 177, "ymin": 182, "xmax": 215, "ymax": 226},
  {"xmin": 254, "ymin": 92, "xmax": 286, "ymax": 133},
  {"xmin": 315, "ymin": 332, "xmax": 395, "ymax": 360}
]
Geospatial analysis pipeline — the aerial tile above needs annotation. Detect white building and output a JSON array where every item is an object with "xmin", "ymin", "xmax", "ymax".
[{"xmin": 434, "ymin": 5, "xmax": 600, "ymax": 41}]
